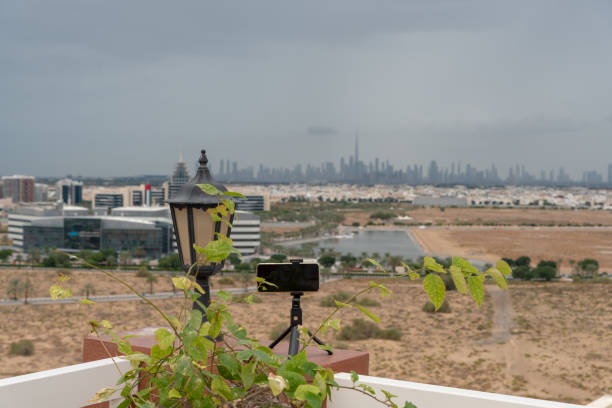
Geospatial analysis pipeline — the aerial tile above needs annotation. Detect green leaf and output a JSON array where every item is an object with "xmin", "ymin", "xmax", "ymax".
[
  {"xmin": 424, "ymin": 256, "xmax": 446, "ymax": 273},
  {"xmin": 189, "ymin": 309, "xmax": 203, "ymax": 330},
  {"xmin": 381, "ymin": 389, "xmax": 397, "ymax": 401},
  {"xmin": 150, "ymin": 344, "xmax": 171, "ymax": 360},
  {"xmin": 367, "ymin": 258, "xmax": 385, "ymax": 271},
  {"xmin": 155, "ymin": 328, "xmax": 175, "ymax": 350},
  {"xmin": 223, "ymin": 191, "xmax": 247, "ymax": 198},
  {"xmin": 404, "ymin": 402, "xmax": 417, "ymax": 408},
  {"xmin": 211, "ymin": 376, "xmax": 234, "ymax": 401},
  {"xmin": 350, "ymin": 371, "xmax": 359, "ymax": 383},
  {"xmin": 355, "ymin": 304, "xmax": 380, "ymax": 323},
  {"xmin": 313, "ymin": 372, "xmax": 327, "ymax": 394},
  {"xmin": 188, "ymin": 336, "xmax": 213, "ymax": 361},
  {"xmin": 368, "ymin": 281, "xmax": 392, "ymax": 297},
  {"xmin": 101, "ymin": 320, "xmax": 112, "ymax": 329},
  {"xmin": 294, "ymin": 384, "xmax": 321, "ymax": 400},
  {"xmin": 423, "ymin": 273, "xmax": 446, "ymax": 311},
  {"xmin": 172, "ymin": 276, "xmax": 192, "ymax": 290},
  {"xmin": 222, "ymin": 198, "xmax": 235, "ymax": 215},
  {"xmin": 358, "ymin": 384, "xmax": 376, "ymax": 395},
  {"xmin": 334, "ymin": 300, "xmax": 351, "ymax": 308},
  {"xmin": 199, "ymin": 321, "xmax": 211, "ymax": 336},
  {"xmin": 216, "ymin": 290, "xmax": 232, "ymax": 302},
  {"xmin": 202, "ymin": 235, "xmax": 235, "ymax": 263},
  {"xmin": 168, "ymin": 389, "xmax": 181, "ymax": 399},
  {"xmin": 196, "ymin": 184, "xmax": 222, "ymax": 196},
  {"xmin": 117, "ymin": 340, "xmax": 132, "ymax": 355},
  {"xmin": 240, "ymin": 362, "xmax": 256, "ymax": 389},
  {"xmin": 453, "ymin": 256, "xmax": 478, "ymax": 275},
  {"xmin": 80, "ymin": 299, "xmax": 95, "ymax": 305},
  {"xmin": 496, "ymin": 260, "xmax": 512, "ymax": 276},
  {"xmin": 88, "ymin": 387, "xmax": 117, "ymax": 403},
  {"xmin": 486, "ymin": 267, "xmax": 508, "ymax": 289},
  {"xmin": 468, "ymin": 275, "xmax": 485, "ymax": 307},
  {"xmin": 449, "ymin": 265, "xmax": 468, "ymax": 294}
]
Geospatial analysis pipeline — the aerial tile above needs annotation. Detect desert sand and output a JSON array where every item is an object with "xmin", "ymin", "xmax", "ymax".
[
  {"xmin": 412, "ymin": 228, "xmax": 612, "ymax": 271},
  {"xmin": 1, "ymin": 272, "xmax": 610, "ymax": 404}
]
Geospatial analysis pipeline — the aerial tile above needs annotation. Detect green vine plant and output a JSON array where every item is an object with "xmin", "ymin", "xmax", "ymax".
[{"xmin": 49, "ymin": 184, "xmax": 510, "ymax": 408}]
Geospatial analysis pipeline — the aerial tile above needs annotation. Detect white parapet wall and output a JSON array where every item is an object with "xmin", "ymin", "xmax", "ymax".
[
  {"xmin": 331, "ymin": 373, "xmax": 587, "ymax": 408},
  {"xmin": 0, "ymin": 357, "xmax": 131, "ymax": 408}
]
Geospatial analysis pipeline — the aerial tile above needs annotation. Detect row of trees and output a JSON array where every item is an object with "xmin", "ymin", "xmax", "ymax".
[{"xmin": 502, "ymin": 256, "xmax": 601, "ymax": 281}]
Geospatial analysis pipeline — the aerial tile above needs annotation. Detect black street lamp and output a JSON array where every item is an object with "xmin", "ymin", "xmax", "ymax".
[{"xmin": 166, "ymin": 149, "xmax": 233, "ymax": 314}]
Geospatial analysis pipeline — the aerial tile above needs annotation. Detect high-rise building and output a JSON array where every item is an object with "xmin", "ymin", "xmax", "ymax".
[
  {"xmin": 1, "ymin": 175, "xmax": 34, "ymax": 203},
  {"xmin": 168, "ymin": 157, "xmax": 191, "ymax": 199},
  {"xmin": 608, "ymin": 164, "xmax": 612, "ymax": 185},
  {"xmin": 56, "ymin": 178, "xmax": 83, "ymax": 205},
  {"xmin": 34, "ymin": 183, "xmax": 48, "ymax": 202}
]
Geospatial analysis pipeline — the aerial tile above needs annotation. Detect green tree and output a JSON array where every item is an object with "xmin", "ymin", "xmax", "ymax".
[
  {"xmin": 83, "ymin": 283, "xmax": 96, "ymax": 299},
  {"xmin": 318, "ymin": 255, "xmax": 336, "ymax": 268},
  {"xmin": 515, "ymin": 256, "xmax": 531, "ymax": 267},
  {"xmin": 119, "ymin": 251, "xmax": 132, "ymax": 267},
  {"xmin": 28, "ymin": 249, "xmax": 42, "ymax": 267},
  {"xmin": 23, "ymin": 278, "xmax": 33, "ymax": 304},
  {"xmin": 7, "ymin": 278, "xmax": 20, "ymax": 300},
  {"xmin": 158, "ymin": 253, "xmax": 182, "ymax": 271},
  {"xmin": 0, "ymin": 249, "xmax": 13, "ymax": 262},
  {"xmin": 339, "ymin": 254, "xmax": 357, "ymax": 270},
  {"xmin": 146, "ymin": 274, "xmax": 158, "ymax": 294},
  {"xmin": 534, "ymin": 265, "xmax": 556, "ymax": 281},
  {"xmin": 269, "ymin": 254, "xmax": 287, "ymax": 263},
  {"xmin": 577, "ymin": 258, "xmax": 599, "ymax": 278}
]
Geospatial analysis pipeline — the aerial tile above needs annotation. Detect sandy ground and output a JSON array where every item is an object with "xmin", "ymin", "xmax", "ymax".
[
  {"xmin": 0, "ymin": 268, "xmax": 247, "ymax": 300},
  {"xmin": 412, "ymin": 228, "xmax": 612, "ymax": 271},
  {"xmin": 341, "ymin": 207, "xmax": 612, "ymax": 227},
  {"xmin": 1, "ymin": 276, "xmax": 609, "ymax": 404}
]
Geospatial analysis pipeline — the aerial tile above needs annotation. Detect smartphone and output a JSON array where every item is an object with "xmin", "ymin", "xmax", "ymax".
[{"xmin": 256, "ymin": 262, "xmax": 319, "ymax": 292}]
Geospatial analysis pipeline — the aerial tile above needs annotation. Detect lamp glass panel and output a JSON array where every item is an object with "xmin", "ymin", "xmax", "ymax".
[
  {"xmin": 193, "ymin": 207, "xmax": 215, "ymax": 264},
  {"xmin": 172, "ymin": 206, "xmax": 191, "ymax": 265}
]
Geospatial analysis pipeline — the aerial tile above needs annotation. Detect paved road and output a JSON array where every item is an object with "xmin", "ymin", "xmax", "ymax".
[{"xmin": 0, "ymin": 286, "xmax": 258, "ymax": 306}]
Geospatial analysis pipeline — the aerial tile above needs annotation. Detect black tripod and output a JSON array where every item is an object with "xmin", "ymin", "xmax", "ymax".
[{"xmin": 269, "ymin": 291, "xmax": 333, "ymax": 357}]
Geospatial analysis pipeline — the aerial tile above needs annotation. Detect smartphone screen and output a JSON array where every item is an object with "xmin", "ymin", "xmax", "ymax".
[{"xmin": 256, "ymin": 263, "xmax": 319, "ymax": 292}]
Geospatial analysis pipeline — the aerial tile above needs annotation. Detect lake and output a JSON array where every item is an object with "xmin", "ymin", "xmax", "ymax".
[{"xmin": 284, "ymin": 230, "xmax": 424, "ymax": 259}]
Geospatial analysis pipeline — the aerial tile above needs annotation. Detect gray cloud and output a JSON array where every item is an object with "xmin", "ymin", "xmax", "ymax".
[
  {"xmin": 1, "ymin": 1, "xmax": 611, "ymax": 178},
  {"xmin": 307, "ymin": 126, "xmax": 338, "ymax": 137}
]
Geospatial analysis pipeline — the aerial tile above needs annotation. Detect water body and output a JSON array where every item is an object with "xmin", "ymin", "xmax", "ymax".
[{"xmin": 285, "ymin": 230, "xmax": 424, "ymax": 259}]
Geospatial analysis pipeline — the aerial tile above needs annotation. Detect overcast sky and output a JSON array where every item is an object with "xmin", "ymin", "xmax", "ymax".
[{"xmin": 1, "ymin": 1, "xmax": 611, "ymax": 178}]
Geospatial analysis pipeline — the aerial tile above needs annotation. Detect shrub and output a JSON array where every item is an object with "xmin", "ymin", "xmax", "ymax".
[
  {"xmin": 440, "ymin": 274, "xmax": 456, "ymax": 291},
  {"xmin": 422, "ymin": 300, "xmax": 451, "ymax": 313},
  {"xmin": 338, "ymin": 318, "xmax": 401, "ymax": 341},
  {"xmin": 319, "ymin": 291, "xmax": 380, "ymax": 307},
  {"xmin": 136, "ymin": 267, "xmax": 152, "ymax": 278},
  {"xmin": 369, "ymin": 211, "xmax": 395, "ymax": 220},
  {"xmin": 9, "ymin": 339, "xmax": 34, "ymax": 356},
  {"xmin": 513, "ymin": 265, "xmax": 532, "ymax": 280},
  {"xmin": 534, "ymin": 266, "xmax": 556, "ymax": 281},
  {"xmin": 217, "ymin": 277, "xmax": 235, "ymax": 286},
  {"xmin": 232, "ymin": 293, "xmax": 261, "ymax": 304},
  {"xmin": 351, "ymin": 222, "xmax": 360, "ymax": 227}
]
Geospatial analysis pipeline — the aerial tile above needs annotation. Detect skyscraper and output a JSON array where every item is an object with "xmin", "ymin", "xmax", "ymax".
[
  {"xmin": 1, "ymin": 175, "xmax": 34, "ymax": 203},
  {"xmin": 168, "ymin": 156, "xmax": 191, "ymax": 199},
  {"xmin": 56, "ymin": 178, "xmax": 83, "ymax": 205}
]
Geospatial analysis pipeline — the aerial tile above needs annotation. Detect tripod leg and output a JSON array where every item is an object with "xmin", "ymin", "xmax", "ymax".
[
  {"xmin": 269, "ymin": 326, "xmax": 292, "ymax": 350},
  {"xmin": 307, "ymin": 330, "xmax": 333, "ymax": 355},
  {"xmin": 288, "ymin": 325, "xmax": 300, "ymax": 356}
]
